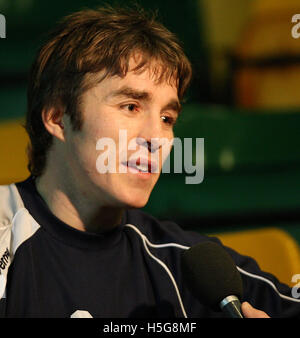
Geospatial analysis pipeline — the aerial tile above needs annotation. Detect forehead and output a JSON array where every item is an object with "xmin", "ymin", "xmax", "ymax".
[
  {"xmin": 125, "ymin": 53, "xmax": 179, "ymax": 87},
  {"xmin": 85, "ymin": 55, "xmax": 179, "ymax": 101}
]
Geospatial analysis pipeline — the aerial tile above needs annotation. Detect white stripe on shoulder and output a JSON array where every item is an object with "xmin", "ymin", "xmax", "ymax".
[
  {"xmin": 125, "ymin": 223, "xmax": 300, "ymax": 304},
  {"xmin": 237, "ymin": 266, "xmax": 300, "ymax": 303},
  {"xmin": 124, "ymin": 223, "xmax": 190, "ymax": 250},
  {"xmin": 125, "ymin": 223, "xmax": 188, "ymax": 318}
]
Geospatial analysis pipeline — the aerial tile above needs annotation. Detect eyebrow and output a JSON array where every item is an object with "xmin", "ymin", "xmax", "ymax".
[
  {"xmin": 106, "ymin": 86, "xmax": 182, "ymax": 115},
  {"xmin": 162, "ymin": 99, "xmax": 182, "ymax": 115}
]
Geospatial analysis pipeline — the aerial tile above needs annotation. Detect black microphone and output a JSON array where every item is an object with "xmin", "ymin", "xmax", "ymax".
[{"xmin": 181, "ymin": 241, "xmax": 244, "ymax": 318}]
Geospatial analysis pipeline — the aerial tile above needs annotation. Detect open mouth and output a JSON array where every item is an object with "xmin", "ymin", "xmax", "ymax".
[{"xmin": 123, "ymin": 158, "xmax": 157, "ymax": 173}]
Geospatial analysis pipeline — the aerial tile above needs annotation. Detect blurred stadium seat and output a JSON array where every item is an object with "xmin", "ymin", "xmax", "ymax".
[
  {"xmin": 0, "ymin": 119, "xmax": 29, "ymax": 185},
  {"xmin": 233, "ymin": 1, "xmax": 300, "ymax": 109},
  {"xmin": 217, "ymin": 227, "xmax": 300, "ymax": 286}
]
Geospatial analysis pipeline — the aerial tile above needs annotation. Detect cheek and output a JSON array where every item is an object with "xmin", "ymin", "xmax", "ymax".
[
  {"xmin": 73, "ymin": 143, "xmax": 97, "ymax": 177},
  {"xmin": 76, "ymin": 125, "xmax": 123, "ymax": 177},
  {"xmin": 67, "ymin": 127, "xmax": 101, "ymax": 176}
]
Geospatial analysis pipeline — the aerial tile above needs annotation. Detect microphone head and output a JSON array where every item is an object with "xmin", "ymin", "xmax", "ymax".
[{"xmin": 181, "ymin": 241, "xmax": 243, "ymax": 310}]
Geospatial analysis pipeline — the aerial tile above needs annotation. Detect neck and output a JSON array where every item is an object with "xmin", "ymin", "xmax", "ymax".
[{"xmin": 35, "ymin": 173, "xmax": 124, "ymax": 234}]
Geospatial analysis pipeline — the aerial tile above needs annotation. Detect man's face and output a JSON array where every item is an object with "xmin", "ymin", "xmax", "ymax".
[{"xmin": 63, "ymin": 57, "xmax": 180, "ymax": 209}]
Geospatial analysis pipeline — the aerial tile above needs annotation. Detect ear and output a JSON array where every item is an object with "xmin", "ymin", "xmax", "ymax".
[{"xmin": 42, "ymin": 107, "xmax": 65, "ymax": 142}]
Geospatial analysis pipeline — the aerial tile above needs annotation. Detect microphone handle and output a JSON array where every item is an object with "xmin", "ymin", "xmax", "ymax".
[{"xmin": 219, "ymin": 295, "xmax": 243, "ymax": 318}]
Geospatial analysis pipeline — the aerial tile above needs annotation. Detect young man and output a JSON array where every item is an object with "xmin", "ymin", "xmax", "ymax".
[{"xmin": 0, "ymin": 5, "xmax": 298, "ymax": 318}]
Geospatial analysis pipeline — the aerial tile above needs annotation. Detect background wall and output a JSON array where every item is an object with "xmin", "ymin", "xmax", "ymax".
[{"xmin": 1, "ymin": 0, "xmax": 300, "ymax": 245}]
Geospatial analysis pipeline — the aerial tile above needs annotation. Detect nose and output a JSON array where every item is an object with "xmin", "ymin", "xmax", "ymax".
[
  {"xmin": 136, "ymin": 113, "xmax": 165, "ymax": 153},
  {"xmin": 136, "ymin": 137, "xmax": 160, "ymax": 153}
]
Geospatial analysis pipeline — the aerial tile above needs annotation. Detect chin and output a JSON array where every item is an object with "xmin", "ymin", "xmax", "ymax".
[
  {"xmin": 125, "ymin": 198, "xmax": 149, "ymax": 209},
  {"xmin": 128, "ymin": 200, "xmax": 148, "ymax": 209},
  {"xmin": 120, "ymin": 192, "xmax": 150, "ymax": 209}
]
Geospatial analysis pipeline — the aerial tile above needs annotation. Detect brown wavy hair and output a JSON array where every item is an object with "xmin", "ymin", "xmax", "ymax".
[{"xmin": 25, "ymin": 4, "xmax": 192, "ymax": 177}]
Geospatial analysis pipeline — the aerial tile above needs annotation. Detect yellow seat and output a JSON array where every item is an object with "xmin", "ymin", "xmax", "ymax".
[
  {"xmin": 233, "ymin": 1, "xmax": 300, "ymax": 109},
  {"xmin": 0, "ymin": 119, "xmax": 30, "ymax": 185},
  {"xmin": 216, "ymin": 227, "xmax": 300, "ymax": 286}
]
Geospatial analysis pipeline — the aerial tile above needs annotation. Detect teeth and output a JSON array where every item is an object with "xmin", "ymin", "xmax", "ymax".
[
  {"xmin": 136, "ymin": 164, "xmax": 149, "ymax": 172},
  {"xmin": 125, "ymin": 161, "xmax": 152, "ymax": 173}
]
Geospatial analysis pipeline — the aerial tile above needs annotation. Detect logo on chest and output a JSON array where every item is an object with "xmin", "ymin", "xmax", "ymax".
[{"xmin": 0, "ymin": 248, "xmax": 10, "ymax": 273}]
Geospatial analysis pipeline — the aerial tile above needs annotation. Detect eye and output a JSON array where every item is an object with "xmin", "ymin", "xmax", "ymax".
[
  {"xmin": 161, "ymin": 115, "xmax": 176, "ymax": 126},
  {"xmin": 121, "ymin": 103, "xmax": 139, "ymax": 112}
]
